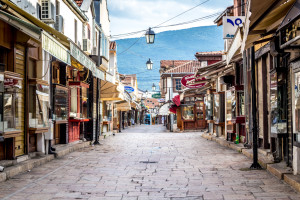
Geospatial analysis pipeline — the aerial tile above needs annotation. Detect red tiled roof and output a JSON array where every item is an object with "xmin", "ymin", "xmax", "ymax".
[
  {"xmin": 110, "ymin": 41, "xmax": 116, "ymax": 50},
  {"xmin": 160, "ymin": 60, "xmax": 191, "ymax": 68},
  {"xmin": 164, "ymin": 60, "xmax": 202, "ymax": 74},
  {"xmin": 195, "ymin": 51, "xmax": 223, "ymax": 56},
  {"xmin": 74, "ymin": 0, "xmax": 83, "ymax": 7}
]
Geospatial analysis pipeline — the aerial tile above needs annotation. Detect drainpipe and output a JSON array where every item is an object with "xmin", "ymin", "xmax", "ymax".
[{"xmin": 250, "ymin": 46, "xmax": 261, "ymax": 169}]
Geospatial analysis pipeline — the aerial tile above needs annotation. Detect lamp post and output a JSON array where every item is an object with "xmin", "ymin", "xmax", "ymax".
[
  {"xmin": 146, "ymin": 58, "xmax": 153, "ymax": 70},
  {"xmin": 145, "ymin": 28, "xmax": 155, "ymax": 44},
  {"xmin": 152, "ymin": 83, "xmax": 156, "ymax": 91}
]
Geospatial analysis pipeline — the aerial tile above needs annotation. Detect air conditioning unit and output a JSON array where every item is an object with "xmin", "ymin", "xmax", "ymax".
[
  {"xmin": 92, "ymin": 46, "xmax": 98, "ymax": 55},
  {"xmin": 54, "ymin": 15, "xmax": 64, "ymax": 33},
  {"xmin": 40, "ymin": 0, "xmax": 55, "ymax": 23},
  {"xmin": 82, "ymin": 39, "xmax": 91, "ymax": 53}
]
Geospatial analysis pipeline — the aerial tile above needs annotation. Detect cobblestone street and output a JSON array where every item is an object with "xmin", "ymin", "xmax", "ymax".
[{"xmin": 1, "ymin": 125, "xmax": 300, "ymax": 200}]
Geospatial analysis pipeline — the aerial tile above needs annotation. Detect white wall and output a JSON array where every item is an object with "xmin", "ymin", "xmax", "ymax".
[
  {"xmin": 60, "ymin": 1, "xmax": 82, "ymax": 46},
  {"xmin": 100, "ymin": 0, "xmax": 110, "ymax": 36},
  {"xmin": 165, "ymin": 77, "xmax": 178, "ymax": 101}
]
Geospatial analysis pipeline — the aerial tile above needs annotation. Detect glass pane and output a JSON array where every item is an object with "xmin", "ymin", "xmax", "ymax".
[
  {"xmin": 182, "ymin": 105, "xmax": 194, "ymax": 120},
  {"xmin": 270, "ymin": 73, "xmax": 278, "ymax": 133},
  {"xmin": 231, "ymin": 90, "xmax": 236, "ymax": 119},
  {"xmin": 295, "ymin": 72, "xmax": 300, "ymax": 133},
  {"xmin": 29, "ymin": 84, "xmax": 49, "ymax": 128},
  {"xmin": 70, "ymin": 87, "xmax": 78, "ymax": 118},
  {"xmin": 214, "ymin": 94, "xmax": 220, "ymax": 121},
  {"xmin": 54, "ymin": 87, "xmax": 68, "ymax": 121},
  {"xmin": 226, "ymin": 91, "xmax": 232, "ymax": 120},
  {"xmin": 81, "ymin": 87, "xmax": 88, "ymax": 119},
  {"xmin": 238, "ymin": 91, "xmax": 245, "ymax": 116}
]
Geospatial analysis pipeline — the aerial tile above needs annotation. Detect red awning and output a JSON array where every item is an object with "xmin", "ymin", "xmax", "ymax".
[
  {"xmin": 169, "ymin": 104, "xmax": 178, "ymax": 114},
  {"xmin": 172, "ymin": 95, "xmax": 181, "ymax": 106}
]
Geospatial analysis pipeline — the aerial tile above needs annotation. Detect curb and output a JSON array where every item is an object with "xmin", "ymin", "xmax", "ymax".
[
  {"xmin": 201, "ymin": 133, "xmax": 300, "ymax": 192},
  {"xmin": 0, "ymin": 141, "xmax": 91, "ymax": 183}
]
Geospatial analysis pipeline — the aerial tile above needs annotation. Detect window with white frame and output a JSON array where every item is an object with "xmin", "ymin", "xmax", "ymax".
[
  {"xmin": 41, "ymin": 0, "xmax": 50, "ymax": 19},
  {"xmin": 101, "ymin": 33, "xmax": 109, "ymax": 59}
]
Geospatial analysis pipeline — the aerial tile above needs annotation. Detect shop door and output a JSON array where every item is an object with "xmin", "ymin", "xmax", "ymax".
[{"xmin": 196, "ymin": 101, "xmax": 206, "ymax": 129}]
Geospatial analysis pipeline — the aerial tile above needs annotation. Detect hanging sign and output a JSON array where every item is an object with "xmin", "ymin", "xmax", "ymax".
[
  {"xmin": 152, "ymin": 93, "xmax": 161, "ymax": 98},
  {"xmin": 223, "ymin": 16, "xmax": 245, "ymax": 39},
  {"xmin": 181, "ymin": 74, "xmax": 206, "ymax": 89},
  {"xmin": 124, "ymin": 86, "xmax": 134, "ymax": 93}
]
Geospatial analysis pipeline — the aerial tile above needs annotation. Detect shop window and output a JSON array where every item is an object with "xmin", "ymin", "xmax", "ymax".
[
  {"xmin": 238, "ymin": 90, "xmax": 245, "ymax": 116},
  {"xmin": 28, "ymin": 81, "xmax": 49, "ymax": 128},
  {"xmin": 53, "ymin": 85, "xmax": 68, "ymax": 121},
  {"xmin": 70, "ymin": 87, "xmax": 78, "ymax": 118},
  {"xmin": 182, "ymin": 105, "xmax": 194, "ymax": 121},
  {"xmin": 205, "ymin": 94, "xmax": 213, "ymax": 120},
  {"xmin": 1, "ymin": 77, "xmax": 23, "ymax": 133},
  {"xmin": 213, "ymin": 92, "xmax": 225, "ymax": 123},
  {"xmin": 81, "ymin": 87, "xmax": 88, "ymax": 119},
  {"xmin": 270, "ymin": 71, "xmax": 287, "ymax": 134},
  {"xmin": 294, "ymin": 71, "xmax": 300, "ymax": 142}
]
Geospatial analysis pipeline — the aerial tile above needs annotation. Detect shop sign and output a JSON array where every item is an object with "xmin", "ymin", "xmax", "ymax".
[
  {"xmin": 181, "ymin": 74, "xmax": 206, "ymax": 89},
  {"xmin": 158, "ymin": 98, "xmax": 165, "ymax": 103},
  {"xmin": 4, "ymin": 78, "xmax": 18, "ymax": 86},
  {"xmin": 42, "ymin": 32, "xmax": 71, "ymax": 65},
  {"xmin": 152, "ymin": 93, "xmax": 161, "ymax": 98},
  {"xmin": 281, "ymin": 19, "xmax": 300, "ymax": 45},
  {"xmin": 223, "ymin": 16, "xmax": 245, "ymax": 39},
  {"xmin": 124, "ymin": 86, "xmax": 134, "ymax": 93}
]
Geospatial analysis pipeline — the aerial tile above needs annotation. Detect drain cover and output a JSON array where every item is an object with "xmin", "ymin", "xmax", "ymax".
[{"xmin": 139, "ymin": 161, "xmax": 158, "ymax": 164}]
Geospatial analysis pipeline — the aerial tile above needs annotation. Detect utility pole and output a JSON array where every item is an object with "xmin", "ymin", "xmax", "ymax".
[{"xmin": 250, "ymin": 46, "xmax": 261, "ymax": 169}]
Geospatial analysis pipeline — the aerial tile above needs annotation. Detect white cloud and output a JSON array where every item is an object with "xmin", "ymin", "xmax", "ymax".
[{"xmin": 108, "ymin": 0, "xmax": 232, "ymax": 39}]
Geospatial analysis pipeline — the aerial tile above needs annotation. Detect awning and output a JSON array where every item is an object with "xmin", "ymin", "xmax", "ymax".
[
  {"xmin": 0, "ymin": 9, "xmax": 41, "ymax": 41},
  {"xmin": 100, "ymin": 80, "xmax": 121, "ymax": 101},
  {"xmin": 169, "ymin": 104, "xmax": 178, "ymax": 114},
  {"xmin": 241, "ymin": 0, "xmax": 296, "ymax": 51},
  {"xmin": 115, "ymin": 100, "xmax": 131, "ymax": 111},
  {"xmin": 277, "ymin": 0, "xmax": 300, "ymax": 31},
  {"xmin": 70, "ymin": 42, "xmax": 104, "ymax": 80},
  {"xmin": 159, "ymin": 103, "xmax": 170, "ymax": 115},
  {"xmin": 42, "ymin": 31, "xmax": 71, "ymax": 65},
  {"xmin": 1, "ymin": 0, "xmax": 69, "ymax": 47},
  {"xmin": 194, "ymin": 60, "xmax": 226, "ymax": 77},
  {"xmin": 172, "ymin": 95, "xmax": 180, "ymax": 106}
]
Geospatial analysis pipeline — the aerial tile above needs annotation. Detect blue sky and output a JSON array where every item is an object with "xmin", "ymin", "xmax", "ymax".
[{"xmin": 108, "ymin": 0, "xmax": 233, "ymax": 38}]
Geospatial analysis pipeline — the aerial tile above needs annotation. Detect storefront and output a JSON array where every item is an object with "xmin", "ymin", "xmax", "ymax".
[
  {"xmin": 180, "ymin": 95, "xmax": 206, "ymax": 130},
  {"xmin": 0, "ymin": 10, "xmax": 43, "ymax": 160}
]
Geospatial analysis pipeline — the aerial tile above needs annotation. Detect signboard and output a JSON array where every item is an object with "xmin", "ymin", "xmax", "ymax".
[
  {"xmin": 158, "ymin": 98, "xmax": 165, "ymax": 103},
  {"xmin": 42, "ymin": 32, "xmax": 71, "ymax": 65},
  {"xmin": 223, "ymin": 16, "xmax": 245, "ymax": 39},
  {"xmin": 152, "ymin": 93, "xmax": 161, "ymax": 99},
  {"xmin": 124, "ymin": 86, "xmax": 134, "ymax": 93},
  {"xmin": 181, "ymin": 74, "xmax": 206, "ymax": 89}
]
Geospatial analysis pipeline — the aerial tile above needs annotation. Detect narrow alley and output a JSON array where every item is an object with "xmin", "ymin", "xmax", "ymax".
[{"xmin": 0, "ymin": 125, "xmax": 299, "ymax": 200}]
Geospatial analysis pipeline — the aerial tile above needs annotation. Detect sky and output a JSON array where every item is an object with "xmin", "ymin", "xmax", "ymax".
[{"xmin": 108, "ymin": 0, "xmax": 233, "ymax": 39}]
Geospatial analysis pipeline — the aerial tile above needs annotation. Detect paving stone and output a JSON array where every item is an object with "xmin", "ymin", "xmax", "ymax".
[{"xmin": 0, "ymin": 125, "xmax": 299, "ymax": 199}]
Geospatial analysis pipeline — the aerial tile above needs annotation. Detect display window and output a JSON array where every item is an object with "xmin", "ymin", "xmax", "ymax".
[
  {"xmin": 205, "ymin": 94, "xmax": 213, "ymax": 120},
  {"xmin": 294, "ymin": 71, "xmax": 300, "ymax": 142},
  {"xmin": 213, "ymin": 92, "xmax": 225, "ymax": 123},
  {"xmin": 0, "ymin": 76, "xmax": 23, "ymax": 133},
  {"xmin": 196, "ymin": 101, "xmax": 204, "ymax": 120},
  {"xmin": 53, "ymin": 85, "xmax": 68, "ymax": 121},
  {"xmin": 182, "ymin": 105, "xmax": 194, "ymax": 121},
  {"xmin": 238, "ymin": 91, "xmax": 245, "ymax": 116},
  {"xmin": 28, "ymin": 80, "xmax": 49, "ymax": 128},
  {"xmin": 270, "ymin": 72, "xmax": 287, "ymax": 134},
  {"xmin": 69, "ymin": 82, "xmax": 89, "ymax": 120},
  {"xmin": 81, "ymin": 87, "xmax": 88, "ymax": 119}
]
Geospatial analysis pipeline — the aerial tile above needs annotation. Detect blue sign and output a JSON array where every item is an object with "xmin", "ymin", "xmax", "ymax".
[{"xmin": 124, "ymin": 86, "xmax": 134, "ymax": 93}]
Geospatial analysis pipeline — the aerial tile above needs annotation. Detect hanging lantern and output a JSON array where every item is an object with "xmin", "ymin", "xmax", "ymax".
[
  {"xmin": 145, "ymin": 28, "xmax": 155, "ymax": 44},
  {"xmin": 146, "ymin": 58, "xmax": 153, "ymax": 70}
]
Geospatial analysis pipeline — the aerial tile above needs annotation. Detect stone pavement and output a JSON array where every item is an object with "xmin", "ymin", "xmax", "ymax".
[{"xmin": 0, "ymin": 124, "xmax": 300, "ymax": 200}]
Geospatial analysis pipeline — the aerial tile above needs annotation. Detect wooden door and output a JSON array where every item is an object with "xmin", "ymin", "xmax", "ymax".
[{"xmin": 196, "ymin": 101, "xmax": 206, "ymax": 129}]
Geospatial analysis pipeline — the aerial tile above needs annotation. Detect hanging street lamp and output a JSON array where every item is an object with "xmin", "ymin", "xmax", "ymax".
[
  {"xmin": 146, "ymin": 58, "xmax": 153, "ymax": 70},
  {"xmin": 145, "ymin": 28, "xmax": 155, "ymax": 44},
  {"xmin": 152, "ymin": 83, "xmax": 156, "ymax": 91}
]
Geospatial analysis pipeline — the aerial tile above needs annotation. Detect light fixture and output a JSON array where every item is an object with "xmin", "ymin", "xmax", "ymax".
[
  {"xmin": 145, "ymin": 27, "xmax": 155, "ymax": 44},
  {"xmin": 152, "ymin": 83, "xmax": 156, "ymax": 91},
  {"xmin": 146, "ymin": 58, "xmax": 153, "ymax": 70},
  {"xmin": 145, "ymin": 90, "xmax": 148, "ymax": 96}
]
